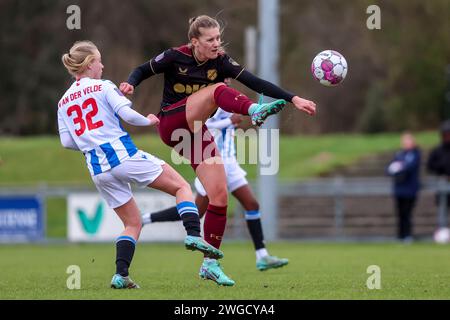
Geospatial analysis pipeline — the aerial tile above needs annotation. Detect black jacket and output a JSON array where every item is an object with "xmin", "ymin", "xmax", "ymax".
[{"xmin": 427, "ymin": 144, "xmax": 450, "ymax": 176}]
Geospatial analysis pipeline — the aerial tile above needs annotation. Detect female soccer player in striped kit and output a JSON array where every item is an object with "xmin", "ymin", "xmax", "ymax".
[
  {"xmin": 58, "ymin": 40, "xmax": 223, "ymax": 289},
  {"xmin": 120, "ymin": 15, "xmax": 316, "ymax": 286}
]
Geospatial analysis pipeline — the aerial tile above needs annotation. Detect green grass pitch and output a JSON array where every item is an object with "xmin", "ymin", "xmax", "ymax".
[{"xmin": 1, "ymin": 242, "xmax": 450, "ymax": 299}]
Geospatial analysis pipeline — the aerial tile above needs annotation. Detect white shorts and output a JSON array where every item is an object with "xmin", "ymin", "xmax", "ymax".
[
  {"xmin": 194, "ymin": 158, "xmax": 248, "ymax": 197},
  {"xmin": 91, "ymin": 150, "xmax": 165, "ymax": 209}
]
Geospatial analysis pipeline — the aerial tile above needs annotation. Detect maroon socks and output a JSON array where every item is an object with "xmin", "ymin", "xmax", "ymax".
[
  {"xmin": 213, "ymin": 84, "xmax": 254, "ymax": 115},
  {"xmin": 203, "ymin": 204, "xmax": 227, "ymax": 251}
]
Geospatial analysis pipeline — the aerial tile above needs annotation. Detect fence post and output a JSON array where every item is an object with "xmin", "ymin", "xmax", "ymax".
[
  {"xmin": 333, "ymin": 176, "xmax": 344, "ymax": 237},
  {"xmin": 37, "ymin": 182, "xmax": 48, "ymax": 241},
  {"xmin": 437, "ymin": 177, "xmax": 449, "ymax": 228}
]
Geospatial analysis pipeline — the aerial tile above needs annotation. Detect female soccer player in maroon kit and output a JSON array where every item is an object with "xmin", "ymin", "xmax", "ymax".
[{"xmin": 120, "ymin": 15, "xmax": 316, "ymax": 286}]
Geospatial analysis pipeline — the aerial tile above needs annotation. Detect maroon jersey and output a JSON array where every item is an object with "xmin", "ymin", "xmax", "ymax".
[{"xmin": 148, "ymin": 44, "xmax": 245, "ymax": 107}]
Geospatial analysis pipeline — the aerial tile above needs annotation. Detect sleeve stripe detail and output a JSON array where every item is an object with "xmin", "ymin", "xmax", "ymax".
[
  {"xmin": 234, "ymin": 67, "xmax": 245, "ymax": 80},
  {"xmin": 149, "ymin": 60, "xmax": 156, "ymax": 75}
]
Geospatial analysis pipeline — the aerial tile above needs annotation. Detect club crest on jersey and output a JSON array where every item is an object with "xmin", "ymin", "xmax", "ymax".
[
  {"xmin": 207, "ymin": 69, "xmax": 218, "ymax": 81},
  {"xmin": 178, "ymin": 67, "xmax": 188, "ymax": 75}
]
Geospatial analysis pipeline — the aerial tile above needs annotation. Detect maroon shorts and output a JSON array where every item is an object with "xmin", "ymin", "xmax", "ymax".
[{"xmin": 157, "ymin": 98, "xmax": 218, "ymax": 171}]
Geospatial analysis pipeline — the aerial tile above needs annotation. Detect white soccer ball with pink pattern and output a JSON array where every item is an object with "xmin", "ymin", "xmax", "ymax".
[{"xmin": 311, "ymin": 50, "xmax": 348, "ymax": 87}]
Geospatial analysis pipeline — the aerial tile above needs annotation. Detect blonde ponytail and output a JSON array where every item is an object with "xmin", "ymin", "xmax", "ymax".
[{"xmin": 61, "ymin": 40, "xmax": 98, "ymax": 76}]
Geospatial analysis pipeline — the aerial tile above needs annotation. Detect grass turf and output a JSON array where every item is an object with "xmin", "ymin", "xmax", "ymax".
[{"xmin": 1, "ymin": 242, "xmax": 449, "ymax": 299}]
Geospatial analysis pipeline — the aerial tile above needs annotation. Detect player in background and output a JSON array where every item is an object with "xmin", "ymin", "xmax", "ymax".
[
  {"xmin": 120, "ymin": 15, "xmax": 316, "ymax": 286},
  {"xmin": 142, "ymin": 81, "xmax": 288, "ymax": 271},
  {"xmin": 58, "ymin": 40, "xmax": 223, "ymax": 289}
]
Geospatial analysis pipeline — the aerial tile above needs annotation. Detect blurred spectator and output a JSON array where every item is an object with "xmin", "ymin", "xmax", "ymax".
[
  {"xmin": 426, "ymin": 120, "xmax": 450, "ymax": 225},
  {"xmin": 427, "ymin": 120, "xmax": 450, "ymax": 177},
  {"xmin": 387, "ymin": 132, "xmax": 421, "ymax": 242}
]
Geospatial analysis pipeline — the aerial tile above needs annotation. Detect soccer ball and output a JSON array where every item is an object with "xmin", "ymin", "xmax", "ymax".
[
  {"xmin": 433, "ymin": 228, "xmax": 450, "ymax": 244},
  {"xmin": 311, "ymin": 50, "xmax": 348, "ymax": 86}
]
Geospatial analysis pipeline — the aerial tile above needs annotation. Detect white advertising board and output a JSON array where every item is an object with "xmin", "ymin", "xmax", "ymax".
[{"xmin": 68, "ymin": 192, "xmax": 196, "ymax": 242}]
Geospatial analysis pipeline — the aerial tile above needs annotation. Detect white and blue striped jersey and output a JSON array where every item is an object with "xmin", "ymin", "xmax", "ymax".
[
  {"xmin": 57, "ymin": 77, "xmax": 138, "ymax": 176},
  {"xmin": 206, "ymin": 108, "xmax": 236, "ymax": 159}
]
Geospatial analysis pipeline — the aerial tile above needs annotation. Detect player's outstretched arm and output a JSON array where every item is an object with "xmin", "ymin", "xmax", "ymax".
[
  {"xmin": 119, "ymin": 82, "xmax": 134, "ymax": 95},
  {"xmin": 104, "ymin": 81, "xmax": 158, "ymax": 127},
  {"xmin": 146, "ymin": 114, "xmax": 160, "ymax": 126},
  {"xmin": 291, "ymin": 96, "xmax": 316, "ymax": 116},
  {"xmin": 120, "ymin": 61, "xmax": 155, "ymax": 95},
  {"xmin": 236, "ymin": 70, "xmax": 316, "ymax": 116},
  {"xmin": 117, "ymin": 105, "xmax": 159, "ymax": 127}
]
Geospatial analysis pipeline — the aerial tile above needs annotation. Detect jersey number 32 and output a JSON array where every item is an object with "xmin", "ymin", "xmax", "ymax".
[{"xmin": 67, "ymin": 98, "xmax": 104, "ymax": 136}]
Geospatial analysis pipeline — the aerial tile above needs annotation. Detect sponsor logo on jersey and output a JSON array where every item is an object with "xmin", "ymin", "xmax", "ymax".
[
  {"xmin": 173, "ymin": 83, "xmax": 215, "ymax": 95},
  {"xmin": 207, "ymin": 69, "xmax": 218, "ymax": 81}
]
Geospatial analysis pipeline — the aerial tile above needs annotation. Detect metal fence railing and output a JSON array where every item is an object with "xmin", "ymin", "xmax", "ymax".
[
  {"xmin": 1, "ymin": 177, "xmax": 449, "ymax": 241},
  {"xmin": 231, "ymin": 176, "xmax": 450, "ymax": 240}
]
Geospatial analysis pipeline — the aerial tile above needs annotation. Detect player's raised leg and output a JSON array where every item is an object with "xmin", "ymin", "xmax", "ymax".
[
  {"xmin": 185, "ymin": 83, "xmax": 286, "ymax": 130},
  {"xmin": 232, "ymin": 185, "xmax": 289, "ymax": 271}
]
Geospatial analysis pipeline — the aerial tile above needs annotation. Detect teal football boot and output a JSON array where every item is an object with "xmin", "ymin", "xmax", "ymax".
[
  {"xmin": 110, "ymin": 274, "xmax": 140, "ymax": 289},
  {"xmin": 249, "ymin": 94, "xmax": 286, "ymax": 126},
  {"xmin": 199, "ymin": 259, "xmax": 235, "ymax": 286},
  {"xmin": 256, "ymin": 255, "xmax": 289, "ymax": 271},
  {"xmin": 184, "ymin": 235, "xmax": 224, "ymax": 259}
]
